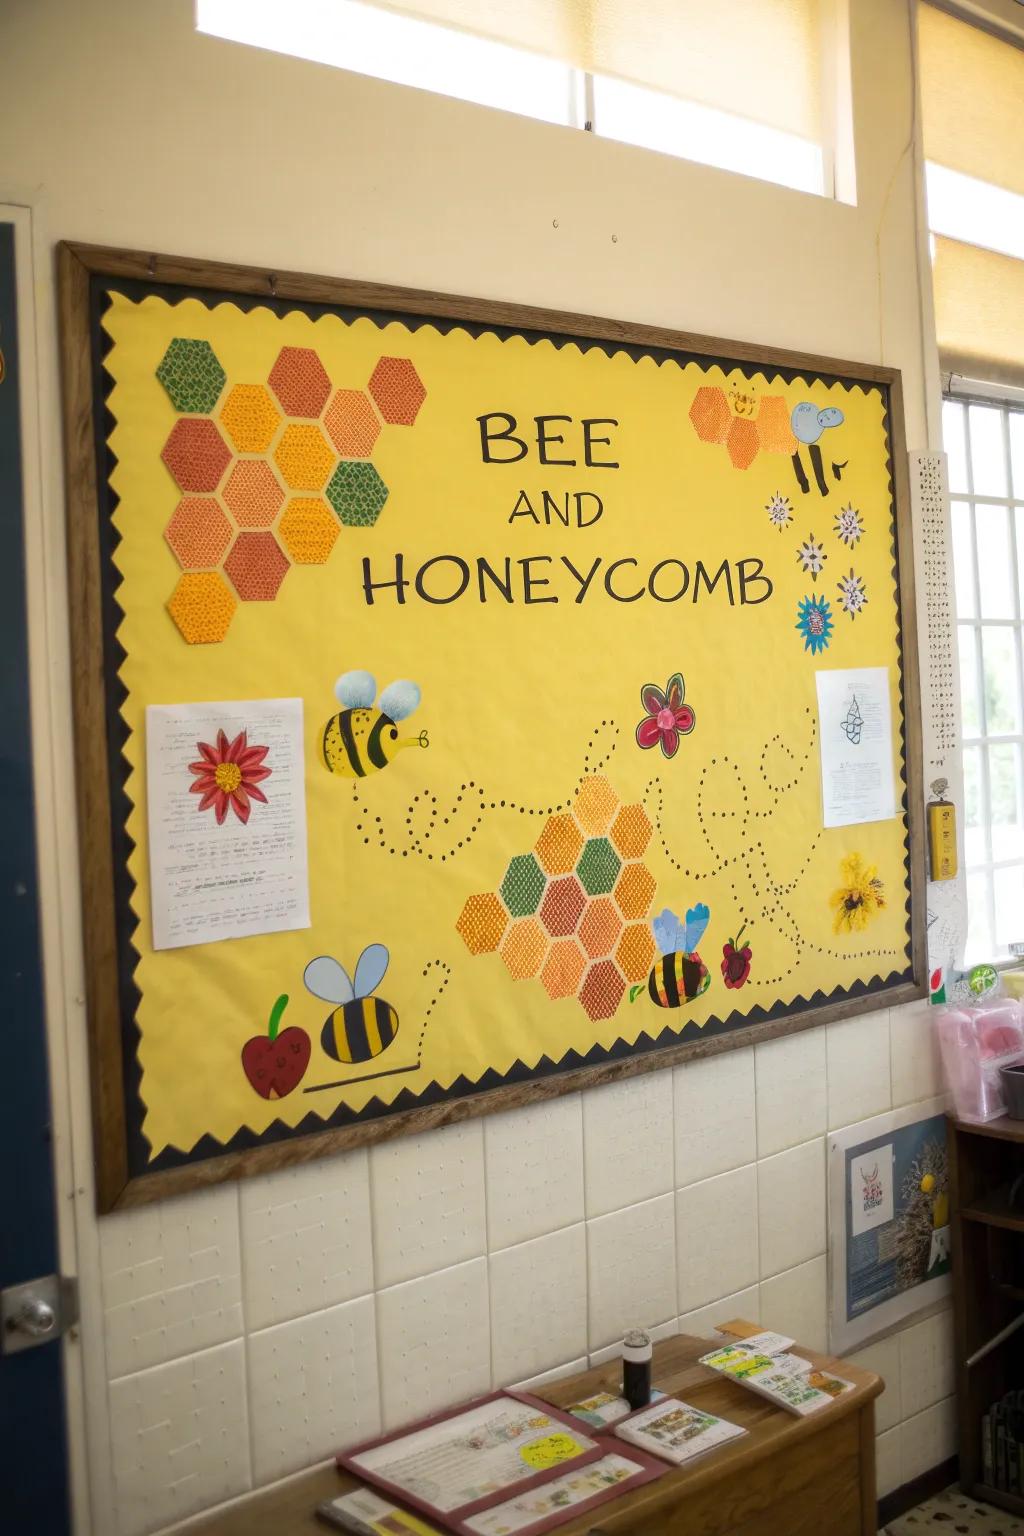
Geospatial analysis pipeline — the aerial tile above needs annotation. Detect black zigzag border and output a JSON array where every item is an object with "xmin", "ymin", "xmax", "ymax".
[{"xmin": 88, "ymin": 275, "xmax": 914, "ymax": 1181}]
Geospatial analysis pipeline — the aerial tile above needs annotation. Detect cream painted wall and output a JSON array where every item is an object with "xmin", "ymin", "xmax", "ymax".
[{"xmin": 0, "ymin": 2, "xmax": 956, "ymax": 1533}]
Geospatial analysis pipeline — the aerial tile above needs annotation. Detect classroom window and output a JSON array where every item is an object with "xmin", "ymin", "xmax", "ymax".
[
  {"xmin": 196, "ymin": 0, "xmax": 829, "ymax": 196},
  {"xmin": 946, "ymin": 395, "xmax": 1024, "ymax": 962}
]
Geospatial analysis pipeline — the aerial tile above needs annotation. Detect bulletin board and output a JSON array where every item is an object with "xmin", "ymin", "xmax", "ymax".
[{"xmin": 58, "ymin": 243, "xmax": 926, "ymax": 1211}]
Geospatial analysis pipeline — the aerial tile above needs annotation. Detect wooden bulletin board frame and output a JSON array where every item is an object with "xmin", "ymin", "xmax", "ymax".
[{"xmin": 57, "ymin": 241, "xmax": 927, "ymax": 1211}]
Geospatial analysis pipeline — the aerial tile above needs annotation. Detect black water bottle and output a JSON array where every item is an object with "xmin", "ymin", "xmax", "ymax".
[{"xmin": 622, "ymin": 1328, "xmax": 652, "ymax": 1411}]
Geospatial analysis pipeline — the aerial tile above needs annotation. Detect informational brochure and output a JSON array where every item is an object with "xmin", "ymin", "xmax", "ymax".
[
  {"xmin": 145, "ymin": 697, "xmax": 309, "ymax": 949},
  {"xmin": 462, "ymin": 1453, "xmax": 655, "ymax": 1535},
  {"xmin": 815, "ymin": 667, "xmax": 897, "ymax": 827},
  {"xmin": 565, "ymin": 1389, "xmax": 665, "ymax": 1428},
  {"xmin": 615, "ymin": 1398, "xmax": 746, "ymax": 1465},
  {"xmin": 699, "ymin": 1343, "xmax": 850, "ymax": 1416},
  {"xmin": 345, "ymin": 1397, "xmax": 598, "ymax": 1517},
  {"xmin": 318, "ymin": 1487, "xmax": 443, "ymax": 1535}
]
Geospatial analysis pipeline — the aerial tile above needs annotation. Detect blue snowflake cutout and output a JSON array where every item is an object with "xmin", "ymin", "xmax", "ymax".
[{"xmin": 796, "ymin": 594, "xmax": 834, "ymax": 654}]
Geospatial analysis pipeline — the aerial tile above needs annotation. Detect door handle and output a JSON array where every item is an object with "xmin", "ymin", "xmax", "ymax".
[{"xmin": 1, "ymin": 1275, "xmax": 77, "ymax": 1355}]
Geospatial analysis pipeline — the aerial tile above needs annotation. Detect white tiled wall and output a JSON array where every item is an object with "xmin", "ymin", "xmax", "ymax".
[{"xmin": 97, "ymin": 998, "xmax": 950, "ymax": 1536}]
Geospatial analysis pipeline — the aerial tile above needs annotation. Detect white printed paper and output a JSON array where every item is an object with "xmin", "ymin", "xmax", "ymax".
[
  {"xmin": 815, "ymin": 667, "xmax": 897, "ymax": 827},
  {"xmin": 145, "ymin": 698, "xmax": 309, "ymax": 950},
  {"xmin": 849, "ymin": 1143, "xmax": 894, "ymax": 1236}
]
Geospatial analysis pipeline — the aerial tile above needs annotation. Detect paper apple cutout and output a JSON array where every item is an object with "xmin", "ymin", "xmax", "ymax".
[
  {"xmin": 721, "ymin": 925, "xmax": 752, "ymax": 989},
  {"xmin": 241, "ymin": 994, "xmax": 310, "ymax": 1099}
]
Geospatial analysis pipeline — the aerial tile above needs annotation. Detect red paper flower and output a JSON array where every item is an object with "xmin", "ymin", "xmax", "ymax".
[
  {"xmin": 189, "ymin": 728, "xmax": 271, "ymax": 825},
  {"xmin": 635, "ymin": 673, "xmax": 696, "ymax": 760}
]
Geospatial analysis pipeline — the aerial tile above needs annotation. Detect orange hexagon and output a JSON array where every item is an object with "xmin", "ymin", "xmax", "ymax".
[
  {"xmin": 756, "ymin": 394, "xmax": 796, "ymax": 454},
  {"xmin": 219, "ymin": 384, "xmax": 281, "ymax": 453},
  {"xmin": 541, "ymin": 939, "xmax": 586, "ymax": 1001},
  {"xmin": 223, "ymin": 531, "xmax": 290, "ymax": 601},
  {"xmin": 616, "ymin": 923, "xmax": 655, "ymax": 984},
  {"xmin": 578, "ymin": 896, "xmax": 623, "ymax": 959},
  {"xmin": 161, "ymin": 418, "xmax": 231, "ymax": 492},
  {"xmin": 726, "ymin": 416, "xmax": 759, "ymax": 470},
  {"xmin": 534, "ymin": 813, "xmax": 584, "ymax": 875},
  {"xmin": 579, "ymin": 959, "xmax": 626, "ymax": 1021},
  {"xmin": 611, "ymin": 803, "xmax": 653, "ymax": 860},
  {"xmin": 222, "ymin": 461, "xmax": 285, "ymax": 527},
  {"xmin": 368, "ymin": 356, "xmax": 426, "ymax": 426},
  {"xmin": 278, "ymin": 498, "xmax": 340, "ymax": 564},
  {"xmin": 500, "ymin": 917, "xmax": 548, "ymax": 980},
  {"xmin": 456, "ymin": 892, "xmax": 508, "ymax": 955},
  {"xmin": 268, "ymin": 346, "xmax": 332, "ymax": 417},
  {"xmin": 689, "ymin": 385, "xmax": 730, "ymax": 445},
  {"xmin": 574, "ymin": 774, "xmax": 619, "ymax": 835},
  {"xmin": 613, "ymin": 862, "xmax": 657, "ymax": 921},
  {"xmin": 164, "ymin": 497, "xmax": 233, "ymax": 569},
  {"xmin": 274, "ymin": 423, "xmax": 335, "ymax": 491},
  {"xmin": 324, "ymin": 389, "xmax": 382, "ymax": 458},
  {"xmin": 167, "ymin": 571, "xmax": 236, "ymax": 644}
]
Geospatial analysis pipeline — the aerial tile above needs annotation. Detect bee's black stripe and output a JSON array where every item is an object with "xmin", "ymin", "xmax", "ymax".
[
  {"xmin": 662, "ymin": 954, "xmax": 681, "ymax": 1007},
  {"xmin": 338, "ymin": 710, "xmax": 365, "ymax": 776},
  {"xmin": 681, "ymin": 956, "xmax": 703, "ymax": 999},
  {"xmin": 343, "ymin": 1001, "xmax": 370, "ymax": 1061},
  {"xmin": 367, "ymin": 713, "xmax": 391, "ymax": 770},
  {"xmin": 374, "ymin": 998, "xmax": 397, "ymax": 1049}
]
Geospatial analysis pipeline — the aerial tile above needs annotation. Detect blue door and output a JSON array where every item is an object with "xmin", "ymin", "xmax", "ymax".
[{"xmin": 0, "ymin": 216, "xmax": 72, "ymax": 1535}]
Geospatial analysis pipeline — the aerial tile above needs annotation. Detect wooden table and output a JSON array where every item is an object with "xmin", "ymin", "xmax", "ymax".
[{"xmin": 189, "ymin": 1332, "xmax": 881, "ymax": 1536}]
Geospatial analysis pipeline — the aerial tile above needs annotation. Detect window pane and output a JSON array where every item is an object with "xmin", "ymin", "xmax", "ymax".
[
  {"xmin": 989, "ymin": 744, "xmax": 1024, "ymax": 861},
  {"xmin": 982, "ymin": 626, "xmax": 1020, "ymax": 733},
  {"xmin": 976, "ymin": 503, "xmax": 1014, "ymax": 617},
  {"xmin": 952, "ymin": 500, "xmax": 975, "ymax": 618},
  {"xmin": 943, "ymin": 399, "xmax": 968, "ymax": 494},
  {"xmin": 966, "ymin": 869, "xmax": 993, "ymax": 963},
  {"xmin": 962, "ymin": 744, "xmax": 987, "ymax": 865},
  {"xmin": 958, "ymin": 625, "xmax": 980, "ymax": 736},
  {"xmin": 1011, "ymin": 411, "xmax": 1024, "ymax": 500},
  {"xmin": 970, "ymin": 404, "xmax": 1009, "ymax": 497},
  {"xmin": 993, "ymin": 864, "xmax": 1024, "ymax": 951}
]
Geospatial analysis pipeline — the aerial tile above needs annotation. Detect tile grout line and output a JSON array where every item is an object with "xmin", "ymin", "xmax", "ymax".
[{"xmin": 235, "ymin": 1181, "xmax": 257, "ymax": 1492}]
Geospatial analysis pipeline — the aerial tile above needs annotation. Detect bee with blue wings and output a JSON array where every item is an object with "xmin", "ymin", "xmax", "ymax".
[
  {"xmin": 304, "ymin": 943, "xmax": 399, "ymax": 1064},
  {"xmin": 647, "ymin": 904, "xmax": 711, "ymax": 1007},
  {"xmin": 322, "ymin": 669, "xmax": 429, "ymax": 778}
]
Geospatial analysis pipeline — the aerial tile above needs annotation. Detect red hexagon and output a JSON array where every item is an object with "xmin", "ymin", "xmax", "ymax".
[
  {"xmin": 164, "ymin": 497, "xmax": 234, "ymax": 569},
  {"xmin": 579, "ymin": 959, "xmax": 626, "ymax": 1021},
  {"xmin": 223, "ymin": 531, "xmax": 290, "ymax": 601},
  {"xmin": 324, "ymin": 388, "xmax": 382, "ymax": 458},
  {"xmin": 222, "ymin": 461, "xmax": 286, "ymax": 527},
  {"xmin": 161, "ymin": 418, "xmax": 231, "ymax": 492},
  {"xmin": 539, "ymin": 875, "xmax": 586, "ymax": 938},
  {"xmin": 268, "ymin": 347, "xmax": 332, "ymax": 417},
  {"xmin": 368, "ymin": 357, "xmax": 426, "ymax": 426}
]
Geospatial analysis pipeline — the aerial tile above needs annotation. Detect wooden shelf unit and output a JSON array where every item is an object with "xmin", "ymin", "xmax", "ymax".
[{"xmin": 950, "ymin": 1113, "xmax": 1024, "ymax": 1512}]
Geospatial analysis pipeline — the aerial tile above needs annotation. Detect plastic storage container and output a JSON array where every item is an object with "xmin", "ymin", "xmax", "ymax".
[{"xmin": 934, "ymin": 999, "xmax": 1024, "ymax": 1122}]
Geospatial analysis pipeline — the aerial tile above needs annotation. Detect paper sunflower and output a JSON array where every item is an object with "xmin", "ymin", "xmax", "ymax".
[
  {"xmin": 189, "ymin": 728, "xmax": 272, "ymax": 825},
  {"xmin": 795, "ymin": 594, "xmax": 833, "ymax": 654},
  {"xmin": 830, "ymin": 853, "xmax": 886, "ymax": 934}
]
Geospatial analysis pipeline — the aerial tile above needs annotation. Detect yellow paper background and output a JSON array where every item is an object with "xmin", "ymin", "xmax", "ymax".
[{"xmin": 102, "ymin": 292, "xmax": 911, "ymax": 1161}]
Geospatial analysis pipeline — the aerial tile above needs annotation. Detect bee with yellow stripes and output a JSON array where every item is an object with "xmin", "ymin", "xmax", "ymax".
[
  {"xmin": 322, "ymin": 669, "xmax": 428, "ymax": 778},
  {"xmin": 303, "ymin": 944, "xmax": 399, "ymax": 1065}
]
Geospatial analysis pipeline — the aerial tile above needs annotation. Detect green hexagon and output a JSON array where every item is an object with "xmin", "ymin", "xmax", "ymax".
[
  {"xmin": 156, "ymin": 339, "xmax": 226, "ymax": 414},
  {"xmin": 326, "ymin": 461, "xmax": 389, "ymax": 527},
  {"xmin": 500, "ymin": 854, "xmax": 545, "ymax": 918},
  {"xmin": 576, "ymin": 837, "xmax": 622, "ymax": 896}
]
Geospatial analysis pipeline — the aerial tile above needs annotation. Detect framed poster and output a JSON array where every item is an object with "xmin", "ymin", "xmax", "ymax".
[
  {"xmin": 828, "ymin": 1098, "xmax": 951, "ymax": 1354},
  {"xmin": 58, "ymin": 243, "xmax": 926, "ymax": 1209}
]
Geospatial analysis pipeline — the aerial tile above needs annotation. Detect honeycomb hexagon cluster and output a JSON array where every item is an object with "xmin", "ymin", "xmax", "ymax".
[
  {"xmin": 456, "ymin": 776, "xmax": 657, "ymax": 1020},
  {"xmin": 688, "ymin": 386, "xmax": 797, "ymax": 471},
  {"xmin": 155, "ymin": 335, "xmax": 426, "ymax": 643}
]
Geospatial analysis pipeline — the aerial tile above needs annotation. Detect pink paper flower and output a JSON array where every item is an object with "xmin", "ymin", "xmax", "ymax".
[{"xmin": 635, "ymin": 673, "xmax": 696, "ymax": 760}]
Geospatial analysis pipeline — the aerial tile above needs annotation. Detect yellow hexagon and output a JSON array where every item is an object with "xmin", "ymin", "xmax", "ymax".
[
  {"xmin": 273, "ymin": 423, "xmax": 335, "ymax": 491},
  {"xmin": 219, "ymin": 384, "xmax": 281, "ymax": 453},
  {"xmin": 613, "ymin": 862, "xmax": 657, "ymax": 920},
  {"xmin": 574, "ymin": 774, "xmax": 619, "ymax": 835},
  {"xmin": 611, "ymin": 803, "xmax": 653, "ymax": 859},
  {"xmin": 500, "ymin": 917, "xmax": 548, "ymax": 980},
  {"xmin": 456, "ymin": 893, "xmax": 508, "ymax": 955},
  {"xmin": 167, "ymin": 571, "xmax": 237, "ymax": 644},
  {"xmin": 278, "ymin": 498, "xmax": 340, "ymax": 565},
  {"xmin": 534, "ymin": 813, "xmax": 585, "ymax": 875}
]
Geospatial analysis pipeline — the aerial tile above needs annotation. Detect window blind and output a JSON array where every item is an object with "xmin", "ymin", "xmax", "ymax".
[
  {"xmin": 919, "ymin": 3, "xmax": 1024, "ymax": 389},
  {"xmin": 372, "ymin": 0, "xmax": 823, "ymax": 140}
]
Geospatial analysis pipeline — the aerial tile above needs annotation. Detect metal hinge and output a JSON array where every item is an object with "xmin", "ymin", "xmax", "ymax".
[{"xmin": 1, "ymin": 1274, "xmax": 79, "ymax": 1355}]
